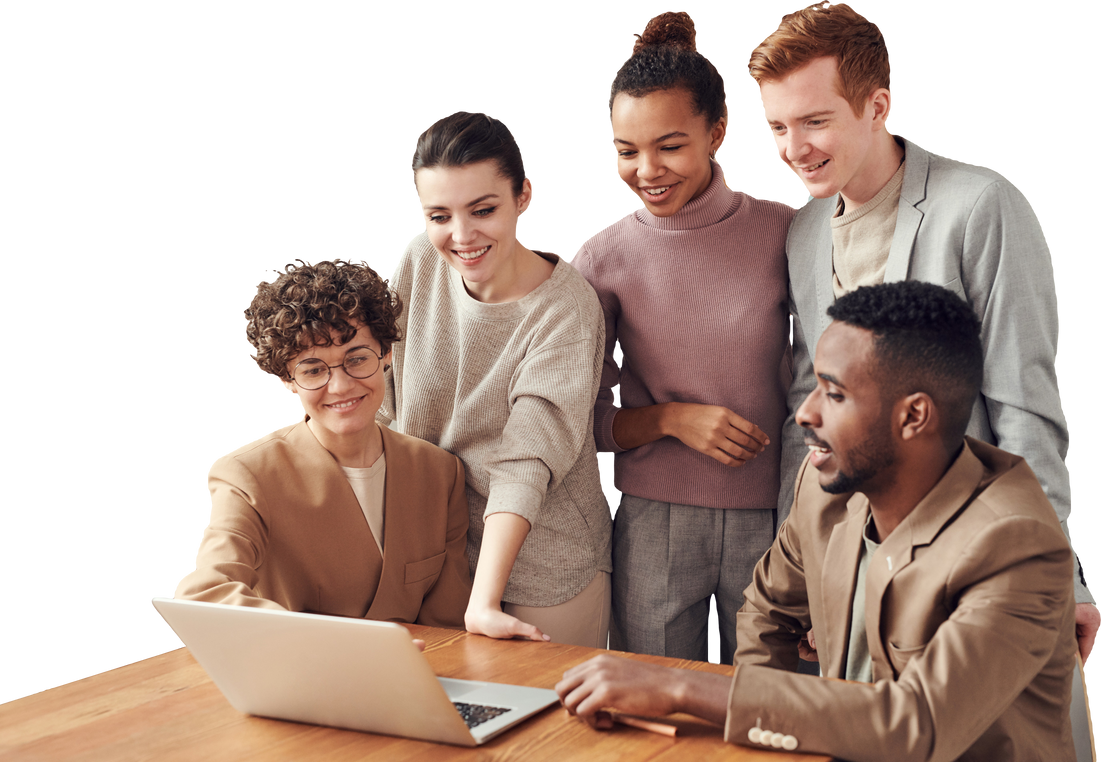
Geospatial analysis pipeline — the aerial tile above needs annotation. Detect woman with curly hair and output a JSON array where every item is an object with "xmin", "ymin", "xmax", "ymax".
[
  {"xmin": 572, "ymin": 12, "xmax": 795, "ymax": 662},
  {"xmin": 379, "ymin": 112, "xmax": 612, "ymax": 647},
  {"xmin": 176, "ymin": 260, "xmax": 471, "ymax": 627}
]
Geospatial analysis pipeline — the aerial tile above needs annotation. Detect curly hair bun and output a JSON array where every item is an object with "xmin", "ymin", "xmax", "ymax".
[{"xmin": 633, "ymin": 11, "xmax": 697, "ymax": 55}]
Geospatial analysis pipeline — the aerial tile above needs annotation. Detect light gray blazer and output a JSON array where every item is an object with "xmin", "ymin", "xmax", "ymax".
[{"xmin": 781, "ymin": 137, "xmax": 1089, "ymax": 602}]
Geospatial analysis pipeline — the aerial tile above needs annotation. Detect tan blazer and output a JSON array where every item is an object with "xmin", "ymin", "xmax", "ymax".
[
  {"xmin": 176, "ymin": 421, "xmax": 471, "ymax": 628},
  {"xmin": 728, "ymin": 439, "xmax": 1076, "ymax": 761}
]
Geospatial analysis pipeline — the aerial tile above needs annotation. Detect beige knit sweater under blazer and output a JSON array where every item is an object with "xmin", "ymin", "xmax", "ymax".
[{"xmin": 379, "ymin": 233, "xmax": 612, "ymax": 607}]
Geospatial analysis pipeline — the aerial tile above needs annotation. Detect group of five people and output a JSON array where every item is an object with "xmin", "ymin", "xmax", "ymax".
[{"xmin": 174, "ymin": 4, "xmax": 1091, "ymax": 759}]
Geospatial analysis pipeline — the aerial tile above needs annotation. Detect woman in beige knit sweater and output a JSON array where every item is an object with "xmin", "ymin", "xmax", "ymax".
[{"xmin": 378, "ymin": 112, "xmax": 612, "ymax": 647}]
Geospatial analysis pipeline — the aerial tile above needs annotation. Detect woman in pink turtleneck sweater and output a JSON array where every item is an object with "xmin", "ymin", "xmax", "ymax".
[{"xmin": 573, "ymin": 12, "xmax": 795, "ymax": 664}]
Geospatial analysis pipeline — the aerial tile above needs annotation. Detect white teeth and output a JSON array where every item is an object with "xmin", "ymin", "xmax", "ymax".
[
  {"xmin": 808, "ymin": 445, "xmax": 830, "ymax": 453},
  {"xmin": 644, "ymin": 186, "xmax": 670, "ymax": 196},
  {"xmin": 455, "ymin": 246, "xmax": 489, "ymax": 260},
  {"xmin": 330, "ymin": 400, "xmax": 357, "ymax": 409},
  {"xmin": 802, "ymin": 161, "xmax": 826, "ymax": 171}
]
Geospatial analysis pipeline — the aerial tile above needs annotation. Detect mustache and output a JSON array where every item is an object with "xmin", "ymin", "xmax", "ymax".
[{"xmin": 802, "ymin": 428, "xmax": 830, "ymax": 449}]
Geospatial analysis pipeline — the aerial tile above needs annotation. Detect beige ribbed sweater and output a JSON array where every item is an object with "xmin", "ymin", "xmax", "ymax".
[{"xmin": 379, "ymin": 233, "xmax": 612, "ymax": 606}]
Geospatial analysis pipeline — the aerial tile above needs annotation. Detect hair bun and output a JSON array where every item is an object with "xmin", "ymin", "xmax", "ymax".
[{"xmin": 633, "ymin": 11, "xmax": 697, "ymax": 55}]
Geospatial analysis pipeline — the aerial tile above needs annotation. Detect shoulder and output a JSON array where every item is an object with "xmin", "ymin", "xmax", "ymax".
[
  {"xmin": 394, "ymin": 232, "xmax": 445, "ymax": 287},
  {"xmin": 573, "ymin": 212, "xmax": 642, "ymax": 279},
  {"xmin": 789, "ymin": 195, "xmax": 835, "ymax": 243},
  {"xmin": 738, "ymin": 193, "xmax": 798, "ymax": 226},
  {"xmin": 529, "ymin": 255, "xmax": 602, "ymax": 328},
  {"xmin": 902, "ymin": 138, "xmax": 1032, "ymax": 212},
  {"xmin": 381, "ymin": 426, "xmax": 462, "ymax": 473},
  {"xmin": 965, "ymin": 438, "xmax": 1062, "ymax": 527},
  {"xmin": 210, "ymin": 421, "xmax": 309, "ymax": 481}
]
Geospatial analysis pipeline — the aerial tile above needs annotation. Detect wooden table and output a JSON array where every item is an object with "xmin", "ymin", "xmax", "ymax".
[{"xmin": 0, "ymin": 625, "xmax": 831, "ymax": 761}]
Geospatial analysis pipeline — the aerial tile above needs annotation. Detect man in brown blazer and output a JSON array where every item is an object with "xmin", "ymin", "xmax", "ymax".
[{"xmin": 557, "ymin": 281, "xmax": 1076, "ymax": 761}]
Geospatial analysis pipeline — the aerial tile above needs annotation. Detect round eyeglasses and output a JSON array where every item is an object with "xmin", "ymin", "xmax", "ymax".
[{"xmin": 290, "ymin": 347, "xmax": 383, "ymax": 390}]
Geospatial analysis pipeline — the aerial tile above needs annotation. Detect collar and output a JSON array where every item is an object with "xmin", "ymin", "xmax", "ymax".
[{"xmin": 635, "ymin": 160, "xmax": 743, "ymax": 232}]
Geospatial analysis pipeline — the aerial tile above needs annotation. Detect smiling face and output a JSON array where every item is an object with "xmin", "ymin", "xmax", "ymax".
[
  {"xmin": 796, "ymin": 321, "xmax": 898, "ymax": 496},
  {"xmin": 610, "ymin": 88, "xmax": 726, "ymax": 217},
  {"xmin": 283, "ymin": 323, "xmax": 390, "ymax": 450},
  {"xmin": 415, "ymin": 160, "xmax": 531, "ymax": 300},
  {"xmin": 759, "ymin": 56, "xmax": 887, "ymax": 205}
]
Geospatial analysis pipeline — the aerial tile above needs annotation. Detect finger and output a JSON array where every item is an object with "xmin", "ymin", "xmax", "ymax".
[
  {"xmin": 507, "ymin": 616, "xmax": 550, "ymax": 642},
  {"xmin": 724, "ymin": 413, "xmax": 771, "ymax": 447},
  {"xmin": 723, "ymin": 425, "xmax": 768, "ymax": 453},
  {"xmin": 594, "ymin": 710, "xmax": 614, "ymax": 730}
]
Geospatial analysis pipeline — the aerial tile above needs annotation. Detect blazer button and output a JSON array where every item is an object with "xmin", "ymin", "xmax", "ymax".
[
  {"xmin": 770, "ymin": 733, "xmax": 785, "ymax": 748},
  {"xmin": 748, "ymin": 727, "xmax": 762, "ymax": 744},
  {"xmin": 781, "ymin": 734, "xmax": 798, "ymax": 750},
  {"xmin": 759, "ymin": 730, "xmax": 774, "ymax": 745}
]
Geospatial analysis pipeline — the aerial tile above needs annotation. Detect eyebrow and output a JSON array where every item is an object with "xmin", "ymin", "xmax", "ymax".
[
  {"xmin": 613, "ymin": 131, "xmax": 690, "ymax": 146},
  {"xmin": 817, "ymin": 372, "xmax": 847, "ymax": 389},
  {"xmin": 423, "ymin": 193, "xmax": 500, "ymax": 212},
  {"xmin": 769, "ymin": 109, "xmax": 835, "ymax": 125},
  {"xmin": 299, "ymin": 343, "xmax": 376, "ymax": 361}
]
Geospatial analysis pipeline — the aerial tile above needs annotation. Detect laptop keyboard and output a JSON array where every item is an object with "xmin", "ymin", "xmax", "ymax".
[{"xmin": 453, "ymin": 701, "xmax": 511, "ymax": 729}]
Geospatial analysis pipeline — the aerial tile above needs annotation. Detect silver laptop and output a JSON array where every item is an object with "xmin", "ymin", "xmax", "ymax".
[{"xmin": 152, "ymin": 597, "xmax": 559, "ymax": 746}]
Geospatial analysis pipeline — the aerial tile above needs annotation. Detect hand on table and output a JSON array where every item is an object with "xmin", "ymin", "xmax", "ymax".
[
  {"xmin": 1077, "ymin": 603, "xmax": 1099, "ymax": 664},
  {"xmin": 556, "ymin": 655, "xmax": 682, "ymax": 728},
  {"xmin": 666, "ymin": 403, "xmax": 769, "ymax": 467},
  {"xmin": 556, "ymin": 654, "xmax": 730, "ymax": 728},
  {"xmin": 465, "ymin": 604, "xmax": 549, "ymax": 642}
]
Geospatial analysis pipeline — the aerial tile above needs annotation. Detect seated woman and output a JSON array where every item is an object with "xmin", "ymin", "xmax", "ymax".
[{"xmin": 176, "ymin": 260, "xmax": 471, "ymax": 627}]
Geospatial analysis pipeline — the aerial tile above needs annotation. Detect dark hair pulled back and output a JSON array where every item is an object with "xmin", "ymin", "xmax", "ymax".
[
  {"xmin": 610, "ymin": 12, "xmax": 726, "ymax": 125},
  {"xmin": 411, "ymin": 111, "xmax": 526, "ymax": 197}
]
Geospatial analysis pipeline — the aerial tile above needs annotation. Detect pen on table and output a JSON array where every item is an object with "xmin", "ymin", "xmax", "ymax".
[{"xmin": 609, "ymin": 712, "xmax": 678, "ymax": 737}]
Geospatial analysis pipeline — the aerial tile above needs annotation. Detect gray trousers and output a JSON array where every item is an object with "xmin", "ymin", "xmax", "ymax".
[{"xmin": 610, "ymin": 494, "xmax": 775, "ymax": 664}]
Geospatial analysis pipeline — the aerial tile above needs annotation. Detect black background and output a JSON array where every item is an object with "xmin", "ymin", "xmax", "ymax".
[{"xmin": 8, "ymin": 2, "xmax": 1087, "ymax": 700}]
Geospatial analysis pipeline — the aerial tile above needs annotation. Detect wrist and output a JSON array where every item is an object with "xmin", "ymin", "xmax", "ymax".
[{"xmin": 656, "ymin": 402, "xmax": 679, "ymax": 439}]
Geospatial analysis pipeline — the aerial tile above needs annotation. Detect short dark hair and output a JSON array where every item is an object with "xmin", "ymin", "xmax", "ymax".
[
  {"xmin": 827, "ymin": 281, "xmax": 983, "ymax": 446},
  {"xmin": 610, "ymin": 12, "xmax": 726, "ymax": 127},
  {"xmin": 245, "ymin": 260, "xmax": 402, "ymax": 380},
  {"xmin": 411, "ymin": 111, "xmax": 526, "ymax": 197}
]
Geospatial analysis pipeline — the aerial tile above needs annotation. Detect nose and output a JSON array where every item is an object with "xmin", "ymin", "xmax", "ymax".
[
  {"xmin": 451, "ymin": 217, "xmax": 477, "ymax": 246},
  {"xmin": 795, "ymin": 385, "xmax": 821, "ymax": 429},
  {"xmin": 783, "ymin": 128, "xmax": 809, "ymax": 164},
  {"xmin": 326, "ymin": 364, "xmax": 356, "ymax": 394},
  {"xmin": 637, "ymin": 150, "xmax": 664, "ymax": 182}
]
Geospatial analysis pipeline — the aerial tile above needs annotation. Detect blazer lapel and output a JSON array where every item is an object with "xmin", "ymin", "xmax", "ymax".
[
  {"xmin": 365, "ymin": 425, "xmax": 405, "ymax": 618},
  {"xmin": 864, "ymin": 443, "xmax": 985, "ymax": 677},
  {"xmin": 813, "ymin": 209, "xmax": 836, "ymax": 345},
  {"xmin": 884, "ymin": 138, "xmax": 929, "ymax": 284},
  {"xmin": 291, "ymin": 419, "xmax": 385, "ymax": 614},
  {"xmin": 819, "ymin": 494, "xmax": 870, "ymax": 678}
]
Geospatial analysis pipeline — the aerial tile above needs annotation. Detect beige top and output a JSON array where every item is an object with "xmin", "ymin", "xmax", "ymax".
[
  {"xmin": 380, "ymin": 233, "xmax": 613, "ymax": 607},
  {"xmin": 342, "ymin": 453, "xmax": 386, "ymax": 552},
  {"xmin": 831, "ymin": 161, "xmax": 906, "ymax": 298}
]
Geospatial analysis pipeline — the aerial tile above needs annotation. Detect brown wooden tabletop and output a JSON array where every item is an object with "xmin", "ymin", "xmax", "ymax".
[{"xmin": 0, "ymin": 624, "xmax": 831, "ymax": 761}]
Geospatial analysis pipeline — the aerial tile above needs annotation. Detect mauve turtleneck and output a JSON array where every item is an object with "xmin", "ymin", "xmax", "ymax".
[{"xmin": 573, "ymin": 162, "xmax": 795, "ymax": 510}]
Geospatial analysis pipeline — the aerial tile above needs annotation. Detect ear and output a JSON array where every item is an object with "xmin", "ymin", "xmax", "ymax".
[
  {"xmin": 896, "ymin": 392, "xmax": 934, "ymax": 441},
  {"xmin": 382, "ymin": 346, "xmax": 393, "ymax": 372},
  {"xmin": 516, "ymin": 178, "xmax": 532, "ymax": 214},
  {"xmin": 283, "ymin": 377, "xmax": 298, "ymax": 395},
  {"xmin": 709, "ymin": 117, "xmax": 728, "ymax": 157},
  {"xmin": 867, "ymin": 87, "xmax": 891, "ymax": 130}
]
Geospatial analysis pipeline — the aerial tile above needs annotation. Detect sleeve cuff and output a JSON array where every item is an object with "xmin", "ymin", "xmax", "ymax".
[
  {"xmin": 483, "ymin": 481, "xmax": 545, "ymax": 526},
  {"xmin": 594, "ymin": 405, "xmax": 626, "ymax": 454}
]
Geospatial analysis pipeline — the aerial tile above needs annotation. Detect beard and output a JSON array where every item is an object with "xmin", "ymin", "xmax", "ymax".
[{"xmin": 818, "ymin": 419, "xmax": 896, "ymax": 496}]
